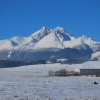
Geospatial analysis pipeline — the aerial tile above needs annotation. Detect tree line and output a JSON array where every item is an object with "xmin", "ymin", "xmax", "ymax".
[{"xmin": 0, "ymin": 60, "xmax": 46, "ymax": 68}]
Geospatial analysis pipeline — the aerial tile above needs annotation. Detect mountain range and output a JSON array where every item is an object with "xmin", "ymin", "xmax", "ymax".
[{"xmin": 0, "ymin": 26, "xmax": 100, "ymax": 61}]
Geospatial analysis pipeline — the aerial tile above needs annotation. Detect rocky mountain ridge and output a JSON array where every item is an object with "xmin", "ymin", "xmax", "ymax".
[{"xmin": 0, "ymin": 27, "xmax": 100, "ymax": 61}]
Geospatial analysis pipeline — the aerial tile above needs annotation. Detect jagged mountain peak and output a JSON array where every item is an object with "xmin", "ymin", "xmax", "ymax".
[
  {"xmin": 51, "ymin": 26, "xmax": 75, "ymax": 41},
  {"xmin": 79, "ymin": 35, "xmax": 88, "ymax": 39},
  {"xmin": 41, "ymin": 26, "xmax": 50, "ymax": 31},
  {"xmin": 31, "ymin": 26, "xmax": 51, "ymax": 36},
  {"xmin": 78, "ymin": 35, "xmax": 89, "ymax": 42},
  {"xmin": 29, "ymin": 26, "xmax": 73, "ymax": 43},
  {"xmin": 38, "ymin": 26, "xmax": 51, "ymax": 33},
  {"xmin": 53, "ymin": 26, "xmax": 66, "ymax": 33},
  {"xmin": 79, "ymin": 35, "xmax": 96, "ymax": 42},
  {"xmin": 53, "ymin": 26, "xmax": 75, "ymax": 40},
  {"xmin": 81, "ymin": 35, "xmax": 88, "ymax": 38},
  {"xmin": 0, "ymin": 26, "xmax": 100, "ymax": 61},
  {"xmin": 30, "ymin": 27, "xmax": 51, "ymax": 42},
  {"xmin": 34, "ymin": 27, "xmax": 76, "ymax": 50}
]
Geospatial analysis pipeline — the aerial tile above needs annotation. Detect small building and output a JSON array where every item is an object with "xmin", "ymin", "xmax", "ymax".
[{"xmin": 74, "ymin": 68, "xmax": 100, "ymax": 75}]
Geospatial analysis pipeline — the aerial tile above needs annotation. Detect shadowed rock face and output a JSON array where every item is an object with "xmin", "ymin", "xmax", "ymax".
[{"xmin": 0, "ymin": 48, "xmax": 92, "ymax": 61}]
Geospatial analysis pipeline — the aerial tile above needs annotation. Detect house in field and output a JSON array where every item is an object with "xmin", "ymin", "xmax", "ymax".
[{"xmin": 74, "ymin": 68, "xmax": 100, "ymax": 76}]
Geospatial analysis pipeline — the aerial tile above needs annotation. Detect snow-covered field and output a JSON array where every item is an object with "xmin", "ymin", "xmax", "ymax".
[
  {"xmin": 0, "ymin": 61, "xmax": 100, "ymax": 100},
  {"xmin": 1, "ymin": 61, "xmax": 100, "ymax": 77}
]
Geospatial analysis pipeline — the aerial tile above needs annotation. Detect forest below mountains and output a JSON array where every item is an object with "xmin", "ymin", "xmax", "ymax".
[
  {"xmin": 0, "ymin": 59, "xmax": 85, "ymax": 68},
  {"xmin": 0, "ymin": 60, "xmax": 46, "ymax": 68}
]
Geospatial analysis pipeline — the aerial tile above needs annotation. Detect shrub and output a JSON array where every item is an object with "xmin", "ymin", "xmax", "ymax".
[{"xmin": 54, "ymin": 69, "xmax": 68, "ymax": 76}]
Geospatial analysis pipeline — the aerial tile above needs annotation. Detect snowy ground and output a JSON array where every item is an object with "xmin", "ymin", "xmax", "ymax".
[
  {"xmin": 0, "ymin": 61, "xmax": 100, "ymax": 100},
  {"xmin": 1, "ymin": 61, "xmax": 100, "ymax": 77}
]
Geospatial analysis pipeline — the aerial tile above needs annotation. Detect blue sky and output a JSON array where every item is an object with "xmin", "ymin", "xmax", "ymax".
[{"xmin": 0, "ymin": 0, "xmax": 100, "ymax": 41}]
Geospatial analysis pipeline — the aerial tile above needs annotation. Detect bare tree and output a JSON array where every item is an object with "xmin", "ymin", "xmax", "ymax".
[
  {"xmin": 48, "ymin": 70, "xmax": 55, "ymax": 76},
  {"xmin": 54, "ymin": 69, "xmax": 68, "ymax": 76}
]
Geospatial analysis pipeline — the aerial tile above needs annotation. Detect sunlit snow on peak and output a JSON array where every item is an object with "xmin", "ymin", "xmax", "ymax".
[{"xmin": 0, "ymin": 26, "xmax": 100, "ymax": 56}]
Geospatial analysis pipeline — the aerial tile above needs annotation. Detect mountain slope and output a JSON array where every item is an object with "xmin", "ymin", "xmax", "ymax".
[
  {"xmin": 34, "ymin": 27, "xmax": 75, "ymax": 50},
  {"xmin": 30, "ymin": 26, "xmax": 51, "ymax": 43},
  {"xmin": 0, "ymin": 40, "xmax": 18, "ymax": 50},
  {"xmin": 91, "ymin": 51, "xmax": 100, "ymax": 60},
  {"xmin": 64, "ymin": 35, "xmax": 100, "ymax": 52},
  {"xmin": 0, "ymin": 26, "xmax": 100, "ymax": 61},
  {"xmin": 50, "ymin": 48, "xmax": 91, "ymax": 61}
]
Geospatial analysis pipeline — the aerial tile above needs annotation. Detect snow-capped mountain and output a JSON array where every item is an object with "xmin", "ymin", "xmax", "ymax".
[
  {"xmin": 10, "ymin": 27, "xmax": 51, "ymax": 45},
  {"xmin": 0, "ymin": 26, "xmax": 100, "ymax": 61},
  {"xmin": 64, "ymin": 35, "xmax": 100, "ymax": 52},
  {"xmin": 34, "ymin": 27, "xmax": 75, "ymax": 50},
  {"xmin": 30, "ymin": 26, "xmax": 52, "ymax": 43}
]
